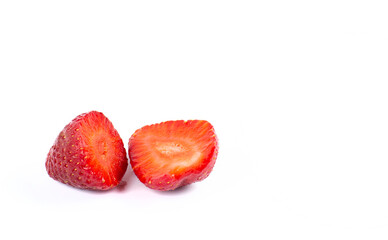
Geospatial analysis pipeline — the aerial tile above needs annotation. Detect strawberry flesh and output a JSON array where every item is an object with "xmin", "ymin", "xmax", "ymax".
[
  {"xmin": 46, "ymin": 111, "xmax": 128, "ymax": 190},
  {"xmin": 128, "ymin": 120, "xmax": 219, "ymax": 191}
]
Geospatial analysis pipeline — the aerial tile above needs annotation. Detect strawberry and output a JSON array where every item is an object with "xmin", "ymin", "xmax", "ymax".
[
  {"xmin": 128, "ymin": 120, "xmax": 219, "ymax": 191},
  {"xmin": 46, "ymin": 111, "xmax": 128, "ymax": 190}
]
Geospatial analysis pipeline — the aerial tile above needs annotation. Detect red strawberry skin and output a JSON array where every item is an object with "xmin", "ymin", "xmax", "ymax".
[
  {"xmin": 128, "ymin": 120, "xmax": 219, "ymax": 191},
  {"xmin": 46, "ymin": 111, "xmax": 128, "ymax": 190}
]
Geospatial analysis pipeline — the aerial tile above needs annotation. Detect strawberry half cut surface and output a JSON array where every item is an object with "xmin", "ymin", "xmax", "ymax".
[
  {"xmin": 128, "ymin": 120, "xmax": 219, "ymax": 191},
  {"xmin": 46, "ymin": 111, "xmax": 128, "ymax": 190}
]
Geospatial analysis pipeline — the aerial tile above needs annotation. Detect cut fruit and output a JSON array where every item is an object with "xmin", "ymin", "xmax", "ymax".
[
  {"xmin": 45, "ymin": 111, "xmax": 128, "ymax": 190},
  {"xmin": 128, "ymin": 120, "xmax": 219, "ymax": 191}
]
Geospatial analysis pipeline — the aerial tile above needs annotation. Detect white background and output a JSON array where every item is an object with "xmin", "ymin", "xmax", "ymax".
[{"xmin": 1, "ymin": 1, "xmax": 388, "ymax": 239}]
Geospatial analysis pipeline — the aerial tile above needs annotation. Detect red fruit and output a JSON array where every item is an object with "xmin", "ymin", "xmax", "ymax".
[
  {"xmin": 46, "ymin": 111, "xmax": 128, "ymax": 190},
  {"xmin": 128, "ymin": 120, "xmax": 219, "ymax": 191}
]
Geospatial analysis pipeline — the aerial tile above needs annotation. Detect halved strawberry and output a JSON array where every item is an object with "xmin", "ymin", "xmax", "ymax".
[
  {"xmin": 128, "ymin": 120, "xmax": 219, "ymax": 191},
  {"xmin": 46, "ymin": 111, "xmax": 128, "ymax": 190}
]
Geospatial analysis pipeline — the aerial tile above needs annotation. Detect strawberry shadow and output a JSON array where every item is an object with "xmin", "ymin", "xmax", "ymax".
[
  {"xmin": 109, "ymin": 167, "xmax": 138, "ymax": 193},
  {"xmin": 154, "ymin": 184, "xmax": 194, "ymax": 196},
  {"xmin": 114, "ymin": 170, "xmax": 132, "ymax": 192}
]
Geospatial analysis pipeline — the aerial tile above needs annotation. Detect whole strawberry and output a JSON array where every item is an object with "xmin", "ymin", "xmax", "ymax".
[
  {"xmin": 128, "ymin": 120, "xmax": 219, "ymax": 191},
  {"xmin": 46, "ymin": 111, "xmax": 128, "ymax": 190}
]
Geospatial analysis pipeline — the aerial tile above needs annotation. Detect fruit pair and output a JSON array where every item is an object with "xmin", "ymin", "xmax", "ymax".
[{"xmin": 46, "ymin": 111, "xmax": 219, "ymax": 191}]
